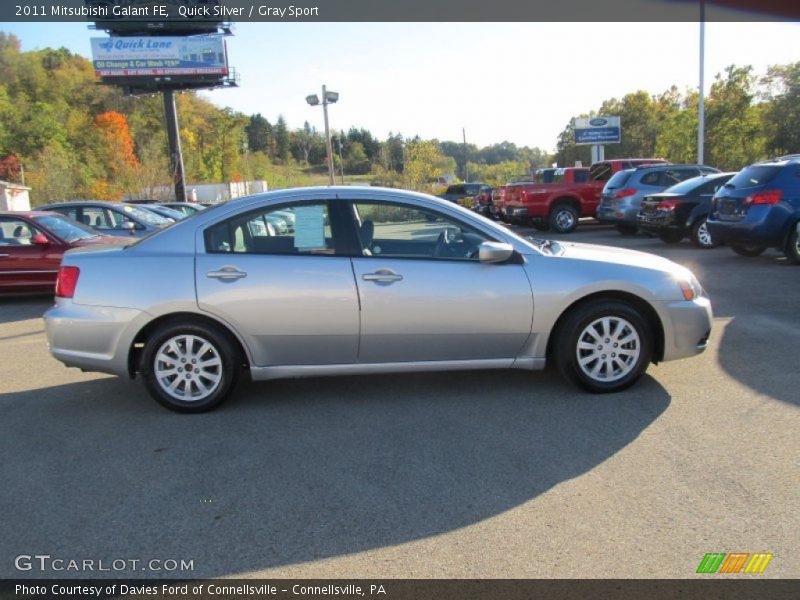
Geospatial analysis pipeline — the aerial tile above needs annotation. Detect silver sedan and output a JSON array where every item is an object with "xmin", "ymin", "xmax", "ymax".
[{"xmin": 44, "ymin": 187, "xmax": 712, "ymax": 412}]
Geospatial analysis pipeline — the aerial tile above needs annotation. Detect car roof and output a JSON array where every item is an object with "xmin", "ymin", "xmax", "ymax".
[
  {"xmin": 39, "ymin": 200, "xmax": 122, "ymax": 208},
  {"xmin": 0, "ymin": 210, "xmax": 61, "ymax": 218}
]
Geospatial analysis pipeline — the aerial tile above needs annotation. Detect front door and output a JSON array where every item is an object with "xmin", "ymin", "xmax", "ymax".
[{"xmin": 348, "ymin": 200, "xmax": 533, "ymax": 363}]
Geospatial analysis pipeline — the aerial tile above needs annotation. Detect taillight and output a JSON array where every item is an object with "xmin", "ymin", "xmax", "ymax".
[
  {"xmin": 747, "ymin": 189, "xmax": 783, "ymax": 205},
  {"xmin": 55, "ymin": 266, "xmax": 80, "ymax": 298},
  {"xmin": 614, "ymin": 188, "xmax": 637, "ymax": 198},
  {"xmin": 657, "ymin": 199, "xmax": 681, "ymax": 211}
]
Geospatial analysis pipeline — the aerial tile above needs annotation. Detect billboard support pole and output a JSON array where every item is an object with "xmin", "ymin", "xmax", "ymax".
[
  {"xmin": 591, "ymin": 145, "xmax": 604, "ymax": 164},
  {"xmin": 163, "ymin": 90, "xmax": 187, "ymax": 203}
]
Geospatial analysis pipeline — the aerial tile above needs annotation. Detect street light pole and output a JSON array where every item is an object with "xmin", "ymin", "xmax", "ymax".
[
  {"xmin": 306, "ymin": 85, "xmax": 339, "ymax": 186},
  {"xmin": 698, "ymin": 0, "xmax": 706, "ymax": 165},
  {"xmin": 322, "ymin": 85, "xmax": 335, "ymax": 185}
]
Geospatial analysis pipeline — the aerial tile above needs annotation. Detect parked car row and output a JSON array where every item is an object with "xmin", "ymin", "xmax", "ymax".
[{"xmin": 0, "ymin": 201, "xmax": 208, "ymax": 295}]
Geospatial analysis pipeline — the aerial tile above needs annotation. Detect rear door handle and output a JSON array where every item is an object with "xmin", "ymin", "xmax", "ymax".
[
  {"xmin": 362, "ymin": 269, "xmax": 403, "ymax": 283},
  {"xmin": 207, "ymin": 266, "xmax": 247, "ymax": 280}
]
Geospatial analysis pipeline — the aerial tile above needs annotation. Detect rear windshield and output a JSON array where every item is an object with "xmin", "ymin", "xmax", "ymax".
[
  {"xmin": 33, "ymin": 214, "xmax": 99, "ymax": 243},
  {"xmin": 727, "ymin": 166, "xmax": 782, "ymax": 189},
  {"xmin": 605, "ymin": 170, "xmax": 632, "ymax": 189}
]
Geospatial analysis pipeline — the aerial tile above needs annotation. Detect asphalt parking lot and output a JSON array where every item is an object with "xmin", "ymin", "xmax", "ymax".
[{"xmin": 1, "ymin": 221, "xmax": 798, "ymax": 579}]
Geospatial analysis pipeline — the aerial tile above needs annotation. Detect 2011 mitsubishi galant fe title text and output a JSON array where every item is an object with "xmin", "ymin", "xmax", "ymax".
[{"xmin": 43, "ymin": 187, "xmax": 713, "ymax": 412}]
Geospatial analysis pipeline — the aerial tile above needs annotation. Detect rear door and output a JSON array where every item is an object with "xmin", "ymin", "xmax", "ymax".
[
  {"xmin": 347, "ymin": 198, "xmax": 533, "ymax": 363},
  {"xmin": 0, "ymin": 217, "xmax": 55, "ymax": 291},
  {"xmin": 195, "ymin": 198, "xmax": 360, "ymax": 367}
]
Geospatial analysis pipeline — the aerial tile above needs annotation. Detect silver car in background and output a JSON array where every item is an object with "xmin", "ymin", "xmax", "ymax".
[{"xmin": 44, "ymin": 187, "xmax": 712, "ymax": 412}]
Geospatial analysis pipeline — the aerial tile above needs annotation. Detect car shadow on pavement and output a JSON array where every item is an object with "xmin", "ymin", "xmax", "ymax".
[
  {"xmin": 0, "ymin": 296, "xmax": 52, "ymax": 325},
  {"xmin": 0, "ymin": 369, "xmax": 670, "ymax": 578},
  {"xmin": 715, "ymin": 315, "xmax": 799, "ymax": 407}
]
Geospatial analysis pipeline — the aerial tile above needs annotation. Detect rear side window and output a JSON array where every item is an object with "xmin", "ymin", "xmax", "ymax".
[
  {"xmin": 573, "ymin": 170, "xmax": 589, "ymax": 183},
  {"xmin": 640, "ymin": 171, "xmax": 662, "ymax": 186},
  {"xmin": 446, "ymin": 185, "xmax": 465, "ymax": 195},
  {"xmin": 204, "ymin": 202, "xmax": 337, "ymax": 256},
  {"xmin": 728, "ymin": 166, "xmax": 782, "ymax": 189},
  {"xmin": 605, "ymin": 171, "xmax": 632, "ymax": 188}
]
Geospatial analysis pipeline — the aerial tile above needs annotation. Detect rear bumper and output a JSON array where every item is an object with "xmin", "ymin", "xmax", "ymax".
[
  {"xmin": 706, "ymin": 216, "xmax": 787, "ymax": 247},
  {"xmin": 637, "ymin": 212, "xmax": 682, "ymax": 233},
  {"xmin": 656, "ymin": 296, "xmax": 713, "ymax": 361},
  {"xmin": 44, "ymin": 299, "xmax": 150, "ymax": 377},
  {"xmin": 597, "ymin": 202, "xmax": 639, "ymax": 224}
]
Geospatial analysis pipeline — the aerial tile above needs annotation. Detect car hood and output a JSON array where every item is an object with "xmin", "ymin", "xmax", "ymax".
[{"xmin": 550, "ymin": 241, "xmax": 690, "ymax": 275}]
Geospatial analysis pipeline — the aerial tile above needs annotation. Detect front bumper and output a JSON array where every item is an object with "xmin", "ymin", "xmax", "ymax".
[
  {"xmin": 44, "ymin": 299, "xmax": 151, "ymax": 377},
  {"xmin": 656, "ymin": 296, "xmax": 713, "ymax": 361}
]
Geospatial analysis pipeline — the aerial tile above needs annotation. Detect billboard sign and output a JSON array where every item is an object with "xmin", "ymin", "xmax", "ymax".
[
  {"xmin": 574, "ymin": 116, "xmax": 621, "ymax": 145},
  {"xmin": 90, "ymin": 35, "xmax": 228, "ymax": 78}
]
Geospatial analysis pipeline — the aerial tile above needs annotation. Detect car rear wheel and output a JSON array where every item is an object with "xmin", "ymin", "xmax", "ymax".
[
  {"xmin": 549, "ymin": 204, "xmax": 579, "ymax": 234},
  {"xmin": 141, "ymin": 321, "xmax": 241, "ymax": 413},
  {"xmin": 658, "ymin": 230, "xmax": 684, "ymax": 245},
  {"xmin": 784, "ymin": 227, "xmax": 800, "ymax": 265},
  {"xmin": 615, "ymin": 224, "xmax": 638, "ymax": 235},
  {"xmin": 731, "ymin": 244, "xmax": 767, "ymax": 257},
  {"xmin": 691, "ymin": 218, "xmax": 718, "ymax": 249},
  {"xmin": 555, "ymin": 301, "xmax": 653, "ymax": 393}
]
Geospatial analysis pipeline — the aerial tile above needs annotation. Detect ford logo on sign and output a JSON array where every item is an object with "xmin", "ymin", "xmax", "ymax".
[{"xmin": 589, "ymin": 118, "xmax": 608, "ymax": 127}]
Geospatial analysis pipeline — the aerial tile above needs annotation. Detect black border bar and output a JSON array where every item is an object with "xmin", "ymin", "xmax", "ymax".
[{"xmin": 2, "ymin": 1, "xmax": 800, "ymax": 23}]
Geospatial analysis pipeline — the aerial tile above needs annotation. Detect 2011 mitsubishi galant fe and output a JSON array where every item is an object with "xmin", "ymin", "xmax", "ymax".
[{"xmin": 43, "ymin": 187, "xmax": 713, "ymax": 412}]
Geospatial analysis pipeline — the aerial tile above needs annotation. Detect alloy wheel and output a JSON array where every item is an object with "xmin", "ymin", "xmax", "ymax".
[
  {"xmin": 576, "ymin": 316, "xmax": 641, "ymax": 383},
  {"xmin": 154, "ymin": 334, "xmax": 223, "ymax": 402}
]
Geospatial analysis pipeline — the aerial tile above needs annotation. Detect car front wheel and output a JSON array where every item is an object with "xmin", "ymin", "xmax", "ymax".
[
  {"xmin": 555, "ymin": 301, "xmax": 653, "ymax": 393},
  {"xmin": 141, "ymin": 320, "xmax": 241, "ymax": 412}
]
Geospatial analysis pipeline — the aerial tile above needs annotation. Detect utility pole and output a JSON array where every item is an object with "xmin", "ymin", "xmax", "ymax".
[
  {"xmin": 163, "ymin": 90, "xmax": 186, "ymax": 202},
  {"xmin": 463, "ymin": 127, "xmax": 469, "ymax": 182},
  {"xmin": 698, "ymin": 0, "xmax": 706, "ymax": 165},
  {"xmin": 322, "ymin": 85, "xmax": 335, "ymax": 185}
]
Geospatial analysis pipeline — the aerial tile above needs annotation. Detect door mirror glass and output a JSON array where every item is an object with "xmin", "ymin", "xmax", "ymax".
[{"xmin": 478, "ymin": 241, "xmax": 514, "ymax": 263}]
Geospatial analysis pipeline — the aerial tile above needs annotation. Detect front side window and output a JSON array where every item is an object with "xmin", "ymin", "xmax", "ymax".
[
  {"xmin": 352, "ymin": 201, "xmax": 491, "ymax": 261},
  {"xmin": 205, "ymin": 202, "xmax": 336, "ymax": 255}
]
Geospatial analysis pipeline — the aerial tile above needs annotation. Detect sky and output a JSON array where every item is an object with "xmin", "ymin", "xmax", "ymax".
[{"xmin": 5, "ymin": 20, "xmax": 800, "ymax": 151}]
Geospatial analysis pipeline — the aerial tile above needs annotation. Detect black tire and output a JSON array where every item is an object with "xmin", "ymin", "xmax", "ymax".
[
  {"xmin": 784, "ymin": 226, "xmax": 800, "ymax": 265},
  {"xmin": 658, "ymin": 230, "xmax": 684, "ymax": 245},
  {"xmin": 731, "ymin": 244, "xmax": 767, "ymax": 257},
  {"xmin": 530, "ymin": 220, "xmax": 550, "ymax": 232},
  {"xmin": 615, "ymin": 224, "xmax": 638, "ymax": 235},
  {"xmin": 690, "ymin": 218, "xmax": 719, "ymax": 249},
  {"xmin": 554, "ymin": 301, "xmax": 653, "ymax": 394},
  {"xmin": 140, "ymin": 320, "xmax": 241, "ymax": 413},
  {"xmin": 549, "ymin": 203, "xmax": 579, "ymax": 234}
]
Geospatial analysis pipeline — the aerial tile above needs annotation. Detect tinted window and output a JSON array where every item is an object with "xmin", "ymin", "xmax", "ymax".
[
  {"xmin": 573, "ymin": 170, "xmax": 589, "ymax": 183},
  {"xmin": 727, "ymin": 166, "xmax": 782, "ymax": 189},
  {"xmin": 205, "ymin": 202, "xmax": 335, "ymax": 256},
  {"xmin": 640, "ymin": 171, "xmax": 663, "ymax": 186},
  {"xmin": 445, "ymin": 185, "xmax": 465, "ymax": 195},
  {"xmin": 605, "ymin": 170, "xmax": 632, "ymax": 188},
  {"xmin": 352, "ymin": 201, "xmax": 491, "ymax": 261}
]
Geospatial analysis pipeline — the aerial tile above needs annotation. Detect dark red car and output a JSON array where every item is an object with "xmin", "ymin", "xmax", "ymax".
[{"xmin": 0, "ymin": 211, "xmax": 125, "ymax": 295}]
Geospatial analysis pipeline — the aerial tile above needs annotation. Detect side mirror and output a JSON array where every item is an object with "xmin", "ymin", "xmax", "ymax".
[
  {"xmin": 31, "ymin": 234, "xmax": 49, "ymax": 245},
  {"xmin": 478, "ymin": 241, "xmax": 514, "ymax": 264},
  {"xmin": 121, "ymin": 221, "xmax": 137, "ymax": 234}
]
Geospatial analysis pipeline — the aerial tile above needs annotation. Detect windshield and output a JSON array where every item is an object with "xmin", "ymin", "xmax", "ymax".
[
  {"xmin": 726, "ymin": 166, "xmax": 781, "ymax": 189},
  {"xmin": 118, "ymin": 204, "xmax": 171, "ymax": 226},
  {"xmin": 33, "ymin": 214, "xmax": 99, "ymax": 243},
  {"xmin": 662, "ymin": 174, "xmax": 726, "ymax": 195}
]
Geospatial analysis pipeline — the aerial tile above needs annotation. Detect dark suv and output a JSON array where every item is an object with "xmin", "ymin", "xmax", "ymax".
[
  {"xmin": 597, "ymin": 164, "xmax": 720, "ymax": 234},
  {"xmin": 707, "ymin": 157, "xmax": 800, "ymax": 263}
]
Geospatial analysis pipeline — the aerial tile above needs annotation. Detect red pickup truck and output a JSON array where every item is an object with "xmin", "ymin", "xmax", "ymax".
[{"xmin": 502, "ymin": 159, "xmax": 668, "ymax": 233}]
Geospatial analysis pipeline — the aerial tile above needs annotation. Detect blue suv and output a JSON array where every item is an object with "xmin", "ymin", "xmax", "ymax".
[{"xmin": 707, "ymin": 157, "xmax": 800, "ymax": 263}]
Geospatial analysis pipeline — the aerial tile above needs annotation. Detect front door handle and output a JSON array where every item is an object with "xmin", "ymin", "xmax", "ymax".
[
  {"xmin": 362, "ymin": 269, "xmax": 403, "ymax": 283},
  {"xmin": 207, "ymin": 266, "xmax": 247, "ymax": 280}
]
